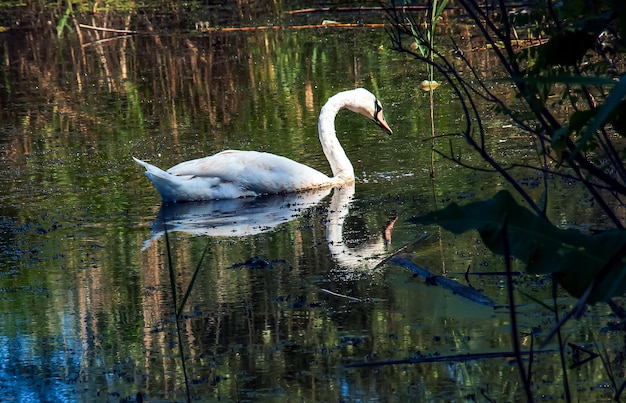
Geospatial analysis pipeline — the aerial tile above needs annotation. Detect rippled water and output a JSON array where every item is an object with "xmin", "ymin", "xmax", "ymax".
[{"xmin": 0, "ymin": 7, "xmax": 621, "ymax": 402}]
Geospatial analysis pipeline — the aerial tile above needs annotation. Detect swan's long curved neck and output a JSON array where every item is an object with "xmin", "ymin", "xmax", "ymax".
[{"xmin": 318, "ymin": 94, "xmax": 355, "ymax": 183}]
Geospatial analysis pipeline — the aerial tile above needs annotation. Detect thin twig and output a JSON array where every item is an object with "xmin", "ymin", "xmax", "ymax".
[
  {"xmin": 200, "ymin": 23, "xmax": 386, "ymax": 32},
  {"xmin": 502, "ymin": 215, "xmax": 534, "ymax": 402},
  {"xmin": 319, "ymin": 288, "xmax": 365, "ymax": 302},
  {"xmin": 552, "ymin": 282, "xmax": 572, "ymax": 402},
  {"xmin": 371, "ymin": 232, "xmax": 433, "ymax": 271},
  {"xmin": 78, "ymin": 23, "xmax": 138, "ymax": 34},
  {"xmin": 163, "ymin": 222, "xmax": 191, "ymax": 402},
  {"xmin": 81, "ymin": 34, "xmax": 134, "ymax": 48},
  {"xmin": 176, "ymin": 240, "xmax": 211, "ymax": 319},
  {"xmin": 285, "ymin": 5, "xmax": 431, "ymax": 14}
]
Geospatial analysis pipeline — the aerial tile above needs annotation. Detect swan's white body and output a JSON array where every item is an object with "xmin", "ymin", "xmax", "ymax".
[{"xmin": 133, "ymin": 88, "xmax": 392, "ymax": 202}]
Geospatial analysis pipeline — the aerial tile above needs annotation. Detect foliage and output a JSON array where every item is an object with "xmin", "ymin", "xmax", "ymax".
[
  {"xmin": 412, "ymin": 190, "xmax": 626, "ymax": 304},
  {"xmin": 1, "ymin": 0, "xmax": 187, "ymax": 11},
  {"xmin": 386, "ymin": 1, "xmax": 626, "ymax": 399},
  {"xmin": 409, "ymin": 0, "xmax": 448, "ymax": 60},
  {"xmin": 384, "ymin": 0, "xmax": 626, "ymax": 294}
]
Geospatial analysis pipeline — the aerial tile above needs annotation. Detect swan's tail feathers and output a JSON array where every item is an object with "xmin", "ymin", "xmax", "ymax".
[
  {"xmin": 133, "ymin": 157, "xmax": 175, "ymax": 183},
  {"xmin": 133, "ymin": 157, "xmax": 193, "ymax": 202},
  {"xmin": 133, "ymin": 157, "xmax": 258, "ymax": 201},
  {"xmin": 133, "ymin": 157, "xmax": 163, "ymax": 176}
]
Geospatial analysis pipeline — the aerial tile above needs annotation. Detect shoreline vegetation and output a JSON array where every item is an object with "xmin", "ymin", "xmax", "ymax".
[{"xmin": 0, "ymin": 3, "xmax": 455, "ymax": 32}]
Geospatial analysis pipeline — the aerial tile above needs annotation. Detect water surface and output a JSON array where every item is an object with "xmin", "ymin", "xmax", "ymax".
[{"xmin": 0, "ymin": 9, "xmax": 619, "ymax": 402}]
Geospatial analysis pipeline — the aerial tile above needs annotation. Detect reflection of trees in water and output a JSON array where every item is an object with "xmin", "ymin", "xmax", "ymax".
[
  {"xmin": 129, "ymin": 183, "xmax": 513, "ymax": 401},
  {"xmin": 2, "ymin": 23, "xmax": 253, "ymax": 128},
  {"xmin": 133, "ymin": 192, "xmax": 385, "ymax": 400},
  {"xmin": 1, "ymin": 11, "xmax": 394, "ymax": 160},
  {"xmin": 0, "ymin": 10, "xmax": 540, "ymax": 400}
]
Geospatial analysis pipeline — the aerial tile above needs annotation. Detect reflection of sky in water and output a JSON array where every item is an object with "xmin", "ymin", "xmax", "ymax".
[{"xmin": 0, "ymin": 313, "xmax": 83, "ymax": 402}]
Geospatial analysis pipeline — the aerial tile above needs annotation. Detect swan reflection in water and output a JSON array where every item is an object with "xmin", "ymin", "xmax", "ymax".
[
  {"xmin": 142, "ymin": 187, "xmax": 331, "ymax": 249},
  {"xmin": 325, "ymin": 185, "xmax": 396, "ymax": 276},
  {"xmin": 143, "ymin": 185, "xmax": 395, "ymax": 275}
]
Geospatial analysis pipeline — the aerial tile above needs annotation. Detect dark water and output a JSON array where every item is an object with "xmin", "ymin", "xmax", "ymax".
[{"xmin": 0, "ymin": 8, "xmax": 620, "ymax": 402}]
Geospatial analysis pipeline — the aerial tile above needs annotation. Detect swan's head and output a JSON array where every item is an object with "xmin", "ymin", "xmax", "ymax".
[{"xmin": 345, "ymin": 88, "xmax": 393, "ymax": 136}]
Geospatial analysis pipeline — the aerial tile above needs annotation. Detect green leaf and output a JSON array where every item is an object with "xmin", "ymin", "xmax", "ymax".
[
  {"xmin": 434, "ymin": 0, "xmax": 448, "ymax": 19},
  {"xmin": 56, "ymin": 7, "xmax": 73, "ymax": 39},
  {"xmin": 550, "ymin": 126, "xmax": 568, "ymax": 164},
  {"xmin": 570, "ymin": 74, "xmax": 626, "ymax": 160},
  {"xmin": 568, "ymin": 109, "xmax": 597, "ymax": 135},
  {"xmin": 411, "ymin": 190, "xmax": 626, "ymax": 303}
]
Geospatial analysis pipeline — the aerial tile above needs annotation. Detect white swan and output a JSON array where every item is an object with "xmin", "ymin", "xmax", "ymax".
[{"xmin": 133, "ymin": 88, "xmax": 392, "ymax": 202}]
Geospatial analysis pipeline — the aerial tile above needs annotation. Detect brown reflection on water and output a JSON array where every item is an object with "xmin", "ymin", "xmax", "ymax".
[
  {"xmin": 1, "ymin": 8, "xmax": 623, "ymax": 402},
  {"xmin": 126, "ymin": 186, "xmax": 405, "ymax": 400}
]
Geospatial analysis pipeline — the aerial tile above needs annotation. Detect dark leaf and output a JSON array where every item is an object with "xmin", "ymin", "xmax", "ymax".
[
  {"xmin": 571, "ymin": 74, "xmax": 626, "ymax": 159},
  {"xmin": 411, "ymin": 190, "xmax": 626, "ymax": 303},
  {"xmin": 537, "ymin": 30, "xmax": 596, "ymax": 67}
]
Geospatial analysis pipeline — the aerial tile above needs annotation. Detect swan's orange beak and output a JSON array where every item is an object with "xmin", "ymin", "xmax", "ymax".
[{"xmin": 375, "ymin": 110, "xmax": 393, "ymax": 136}]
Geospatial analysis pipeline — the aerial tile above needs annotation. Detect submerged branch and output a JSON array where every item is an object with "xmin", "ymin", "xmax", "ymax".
[
  {"xmin": 345, "ymin": 349, "xmax": 556, "ymax": 369},
  {"xmin": 199, "ymin": 23, "xmax": 387, "ymax": 32},
  {"xmin": 285, "ymin": 5, "xmax": 432, "ymax": 15},
  {"xmin": 389, "ymin": 254, "xmax": 496, "ymax": 307}
]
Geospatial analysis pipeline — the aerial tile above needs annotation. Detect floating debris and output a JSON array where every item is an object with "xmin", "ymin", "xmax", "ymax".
[
  {"xmin": 421, "ymin": 80, "xmax": 440, "ymax": 91},
  {"xmin": 229, "ymin": 256, "xmax": 287, "ymax": 270}
]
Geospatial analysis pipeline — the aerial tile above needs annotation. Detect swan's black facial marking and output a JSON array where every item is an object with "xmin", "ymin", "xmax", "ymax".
[
  {"xmin": 372, "ymin": 98, "xmax": 392, "ymax": 135},
  {"xmin": 373, "ymin": 99, "xmax": 383, "ymax": 123}
]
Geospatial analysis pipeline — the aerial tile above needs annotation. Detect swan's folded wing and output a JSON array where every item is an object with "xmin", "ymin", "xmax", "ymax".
[
  {"xmin": 166, "ymin": 150, "xmax": 250, "ymax": 179},
  {"xmin": 166, "ymin": 150, "xmax": 333, "ymax": 193}
]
